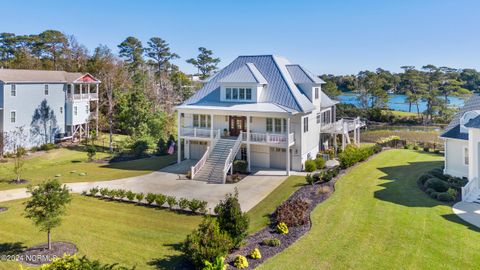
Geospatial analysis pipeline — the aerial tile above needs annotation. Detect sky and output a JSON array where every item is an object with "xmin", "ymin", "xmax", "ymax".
[{"xmin": 1, "ymin": 0, "xmax": 480, "ymax": 75}]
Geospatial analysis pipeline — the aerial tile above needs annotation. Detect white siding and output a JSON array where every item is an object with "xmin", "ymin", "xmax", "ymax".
[{"xmin": 444, "ymin": 138, "xmax": 468, "ymax": 178}]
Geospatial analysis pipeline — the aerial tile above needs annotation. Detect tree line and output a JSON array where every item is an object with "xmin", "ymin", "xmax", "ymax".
[
  {"xmin": 0, "ymin": 30, "xmax": 221, "ymax": 151},
  {"xmin": 321, "ymin": 66, "xmax": 480, "ymax": 121}
]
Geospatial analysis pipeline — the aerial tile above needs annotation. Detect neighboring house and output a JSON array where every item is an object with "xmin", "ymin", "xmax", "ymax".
[
  {"xmin": 176, "ymin": 55, "xmax": 364, "ymax": 183},
  {"xmin": 0, "ymin": 69, "xmax": 100, "ymax": 151},
  {"xmin": 441, "ymin": 94, "xmax": 480, "ymax": 202}
]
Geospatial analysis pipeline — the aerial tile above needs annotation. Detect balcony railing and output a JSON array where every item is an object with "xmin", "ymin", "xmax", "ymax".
[
  {"xmin": 242, "ymin": 132, "xmax": 294, "ymax": 145},
  {"xmin": 180, "ymin": 127, "xmax": 220, "ymax": 139},
  {"xmin": 67, "ymin": 92, "xmax": 99, "ymax": 101}
]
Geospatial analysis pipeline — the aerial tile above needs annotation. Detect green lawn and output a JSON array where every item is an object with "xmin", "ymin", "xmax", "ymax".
[
  {"xmin": 259, "ymin": 150, "xmax": 480, "ymax": 270},
  {"xmin": 0, "ymin": 195, "xmax": 202, "ymax": 270},
  {"xmin": 383, "ymin": 109, "xmax": 420, "ymax": 117},
  {"xmin": 362, "ymin": 126, "xmax": 442, "ymax": 144},
  {"xmin": 0, "ymin": 148, "xmax": 176, "ymax": 191}
]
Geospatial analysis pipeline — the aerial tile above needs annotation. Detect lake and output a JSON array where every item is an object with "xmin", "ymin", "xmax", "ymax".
[{"xmin": 337, "ymin": 93, "xmax": 465, "ymax": 112}]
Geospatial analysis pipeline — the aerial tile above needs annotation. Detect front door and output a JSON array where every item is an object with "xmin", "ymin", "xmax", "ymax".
[{"xmin": 229, "ymin": 116, "xmax": 246, "ymax": 136}]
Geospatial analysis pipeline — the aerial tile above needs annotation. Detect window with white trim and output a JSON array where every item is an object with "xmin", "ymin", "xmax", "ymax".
[
  {"xmin": 315, "ymin": 87, "xmax": 319, "ymax": 99},
  {"xmin": 74, "ymin": 106, "xmax": 78, "ymax": 116},
  {"xmin": 225, "ymin": 87, "xmax": 253, "ymax": 101},
  {"xmin": 86, "ymin": 105, "xmax": 89, "ymax": 114},
  {"xmin": 10, "ymin": 84, "xmax": 16, "ymax": 96},
  {"xmin": 266, "ymin": 118, "xmax": 273, "ymax": 132},
  {"xmin": 44, "ymin": 84, "xmax": 49, "ymax": 95},
  {"xmin": 60, "ymin": 107, "xmax": 63, "ymax": 114},
  {"xmin": 303, "ymin": 117, "xmax": 309, "ymax": 133},
  {"xmin": 10, "ymin": 111, "xmax": 16, "ymax": 123},
  {"xmin": 464, "ymin": 147, "xmax": 469, "ymax": 165},
  {"xmin": 266, "ymin": 118, "xmax": 287, "ymax": 133},
  {"xmin": 192, "ymin": 114, "xmax": 211, "ymax": 128}
]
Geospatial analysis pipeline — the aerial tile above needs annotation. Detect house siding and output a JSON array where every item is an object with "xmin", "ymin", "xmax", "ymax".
[{"xmin": 444, "ymin": 138, "xmax": 468, "ymax": 178}]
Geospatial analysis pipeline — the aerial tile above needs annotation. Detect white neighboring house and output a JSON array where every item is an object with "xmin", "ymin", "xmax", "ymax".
[
  {"xmin": 0, "ymin": 69, "xmax": 100, "ymax": 151},
  {"xmin": 441, "ymin": 94, "xmax": 480, "ymax": 202},
  {"xmin": 176, "ymin": 55, "xmax": 364, "ymax": 183}
]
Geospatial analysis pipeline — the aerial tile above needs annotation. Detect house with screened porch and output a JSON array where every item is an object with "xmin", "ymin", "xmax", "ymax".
[{"xmin": 176, "ymin": 55, "xmax": 363, "ymax": 183}]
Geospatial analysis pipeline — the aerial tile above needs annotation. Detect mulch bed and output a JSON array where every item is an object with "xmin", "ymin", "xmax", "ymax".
[
  {"xmin": 19, "ymin": 241, "xmax": 77, "ymax": 266},
  {"xmin": 9, "ymin": 179, "xmax": 29, "ymax": 185},
  {"xmin": 225, "ymin": 151, "xmax": 384, "ymax": 269}
]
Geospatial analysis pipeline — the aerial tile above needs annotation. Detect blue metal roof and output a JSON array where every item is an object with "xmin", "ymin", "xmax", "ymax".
[
  {"xmin": 465, "ymin": 115, "xmax": 480, "ymax": 128},
  {"xmin": 286, "ymin": 65, "xmax": 325, "ymax": 84},
  {"xmin": 441, "ymin": 125, "xmax": 468, "ymax": 140},
  {"xmin": 442, "ymin": 94, "xmax": 480, "ymax": 138},
  {"xmin": 218, "ymin": 63, "xmax": 267, "ymax": 84},
  {"xmin": 182, "ymin": 55, "xmax": 317, "ymax": 113}
]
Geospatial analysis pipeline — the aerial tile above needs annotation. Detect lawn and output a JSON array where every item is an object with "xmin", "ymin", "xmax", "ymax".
[
  {"xmin": 362, "ymin": 125, "xmax": 442, "ymax": 144},
  {"xmin": 258, "ymin": 150, "xmax": 480, "ymax": 270},
  {"xmin": 0, "ymin": 147, "xmax": 176, "ymax": 191},
  {"xmin": 0, "ymin": 195, "xmax": 202, "ymax": 270},
  {"xmin": 383, "ymin": 109, "xmax": 419, "ymax": 117}
]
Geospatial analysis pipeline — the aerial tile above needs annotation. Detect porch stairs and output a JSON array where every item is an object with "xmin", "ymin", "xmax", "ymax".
[{"xmin": 192, "ymin": 138, "xmax": 241, "ymax": 183}]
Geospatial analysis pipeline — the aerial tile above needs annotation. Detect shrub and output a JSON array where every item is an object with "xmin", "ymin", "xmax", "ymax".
[
  {"xmin": 261, "ymin": 237, "xmax": 281, "ymax": 247},
  {"xmin": 126, "ymin": 190, "xmax": 136, "ymax": 201},
  {"xmin": 413, "ymin": 145, "xmax": 419, "ymax": 150},
  {"xmin": 132, "ymin": 140, "xmax": 149, "ymax": 157},
  {"xmin": 198, "ymin": 200, "xmax": 208, "ymax": 215},
  {"xmin": 156, "ymin": 138, "xmax": 167, "ymax": 155},
  {"xmin": 446, "ymin": 177, "xmax": 468, "ymax": 190},
  {"xmin": 99, "ymin": 188, "xmax": 109, "ymax": 197},
  {"xmin": 116, "ymin": 189, "xmax": 126, "ymax": 200},
  {"xmin": 425, "ymin": 178, "xmax": 449, "ymax": 192},
  {"xmin": 89, "ymin": 187, "xmax": 99, "ymax": 197},
  {"xmin": 429, "ymin": 168, "xmax": 447, "ymax": 180},
  {"xmin": 166, "ymin": 196, "xmax": 177, "ymax": 209},
  {"xmin": 234, "ymin": 255, "xmax": 249, "ymax": 269},
  {"xmin": 39, "ymin": 143, "xmax": 56, "ymax": 151},
  {"xmin": 155, "ymin": 194, "xmax": 167, "ymax": 207},
  {"xmin": 202, "ymin": 256, "xmax": 226, "ymax": 270},
  {"xmin": 145, "ymin": 193, "xmax": 157, "ymax": 205},
  {"xmin": 233, "ymin": 160, "xmax": 248, "ymax": 174},
  {"xmin": 182, "ymin": 217, "xmax": 233, "ymax": 269},
  {"xmin": 447, "ymin": 188, "xmax": 458, "ymax": 200},
  {"xmin": 39, "ymin": 254, "xmax": 133, "ymax": 270},
  {"xmin": 178, "ymin": 197, "xmax": 190, "ymax": 210},
  {"xmin": 276, "ymin": 222, "xmax": 289, "ymax": 235},
  {"xmin": 250, "ymin": 248, "xmax": 261, "ymax": 259},
  {"xmin": 275, "ymin": 199, "xmax": 309, "ymax": 227},
  {"xmin": 418, "ymin": 173, "xmax": 433, "ymax": 186},
  {"xmin": 86, "ymin": 145, "xmax": 97, "ymax": 161},
  {"xmin": 189, "ymin": 199, "xmax": 203, "ymax": 213},
  {"xmin": 135, "ymin": 192, "xmax": 145, "ymax": 203},
  {"xmin": 214, "ymin": 190, "xmax": 249, "ymax": 248},
  {"xmin": 437, "ymin": 192, "xmax": 455, "ymax": 201},
  {"xmin": 305, "ymin": 174, "xmax": 316, "ymax": 186},
  {"xmin": 314, "ymin": 157, "xmax": 326, "ymax": 169},
  {"xmin": 107, "ymin": 189, "xmax": 117, "ymax": 199},
  {"xmin": 423, "ymin": 147, "xmax": 430, "ymax": 152},
  {"xmin": 304, "ymin": 160, "xmax": 316, "ymax": 172}
]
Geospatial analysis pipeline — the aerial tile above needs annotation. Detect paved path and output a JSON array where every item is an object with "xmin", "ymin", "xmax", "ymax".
[
  {"xmin": 0, "ymin": 161, "xmax": 289, "ymax": 212},
  {"xmin": 452, "ymin": 201, "xmax": 480, "ymax": 228}
]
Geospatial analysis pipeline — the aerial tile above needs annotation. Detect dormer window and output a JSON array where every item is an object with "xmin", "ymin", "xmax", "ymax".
[
  {"xmin": 460, "ymin": 110, "xmax": 480, "ymax": 133},
  {"xmin": 225, "ymin": 87, "xmax": 252, "ymax": 101}
]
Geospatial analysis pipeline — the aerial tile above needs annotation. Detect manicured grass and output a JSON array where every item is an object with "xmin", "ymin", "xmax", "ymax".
[
  {"xmin": 0, "ymin": 195, "xmax": 202, "ymax": 269},
  {"xmin": 258, "ymin": 150, "xmax": 480, "ymax": 270},
  {"xmin": 0, "ymin": 148, "xmax": 176, "ymax": 191},
  {"xmin": 383, "ymin": 109, "xmax": 419, "ymax": 117},
  {"xmin": 247, "ymin": 176, "xmax": 305, "ymax": 233}
]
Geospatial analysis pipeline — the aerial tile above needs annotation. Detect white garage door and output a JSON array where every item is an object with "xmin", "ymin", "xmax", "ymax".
[
  {"xmin": 190, "ymin": 141, "xmax": 208, "ymax": 159},
  {"xmin": 270, "ymin": 147, "xmax": 291, "ymax": 169}
]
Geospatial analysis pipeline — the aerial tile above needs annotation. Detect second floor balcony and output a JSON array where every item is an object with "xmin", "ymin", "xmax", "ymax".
[{"xmin": 67, "ymin": 92, "xmax": 99, "ymax": 102}]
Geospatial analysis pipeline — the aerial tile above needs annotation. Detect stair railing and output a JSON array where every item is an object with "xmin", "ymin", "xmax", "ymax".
[
  {"xmin": 191, "ymin": 129, "xmax": 221, "ymax": 179},
  {"xmin": 462, "ymin": 177, "xmax": 478, "ymax": 202},
  {"xmin": 223, "ymin": 131, "xmax": 243, "ymax": 183}
]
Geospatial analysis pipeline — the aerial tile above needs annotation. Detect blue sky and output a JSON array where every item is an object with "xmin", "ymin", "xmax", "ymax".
[{"xmin": 1, "ymin": 0, "xmax": 479, "ymax": 75}]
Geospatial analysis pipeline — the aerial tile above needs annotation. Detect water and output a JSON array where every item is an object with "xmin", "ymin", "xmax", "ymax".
[{"xmin": 337, "ymin": 93, "xmax": 465, "ymax": 112}]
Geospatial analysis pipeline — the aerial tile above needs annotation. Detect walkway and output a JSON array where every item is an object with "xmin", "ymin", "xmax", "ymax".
[
  {"xmin": 452, "ymin": 201, "xmax": 480, "ymax": 228},
  {"xmin": 0, "ymin": 161, "xmax": 288, "ymax": 212}
]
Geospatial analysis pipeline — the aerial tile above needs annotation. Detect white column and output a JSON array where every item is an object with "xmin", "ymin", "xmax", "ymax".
[
  {"xmin": 80, "ymin": 84, "xmax": 83, "ymax": 100},
  {"xmin": 247, "ymin": 115, "xmax": 251, "ymax": 172},
  {"xmin": 210, "ymin": 114, "xmax": 214, "ymax": 139},
  {"xmin": 286, "ymin": 116, "xmax": 291, "ymax": 176},
  {"xmin": 177, "ymin": 111, "xmax": 181, "ymax": 164},
  {"xmin": 353, "ymin": 128, "xmax": 357, "ymax": 145}
]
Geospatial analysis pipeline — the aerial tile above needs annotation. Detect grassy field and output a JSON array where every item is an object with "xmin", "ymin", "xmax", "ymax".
[
  {"xmin": 362, "ymin": 125, "xmax": 442, "ymax": 144},
  {"xmin": 382, "ymin": 109, "xmax": 420, "ymax": 117},
  {"xmin": 0, "ymin": 195, "xmax": 202, "ymax": 270},
  {"xmin": 0, "ymin": 147, "xmax": 176, "ymax": 191},
  {"xmin": 258, "ymin": 150, "xmax": 480, "ymax": 270}
]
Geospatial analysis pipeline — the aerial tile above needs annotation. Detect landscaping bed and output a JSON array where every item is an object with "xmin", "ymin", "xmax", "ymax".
[{"xmin": 19, "ymin": 242, "xmax": 77, "ymax": 266}]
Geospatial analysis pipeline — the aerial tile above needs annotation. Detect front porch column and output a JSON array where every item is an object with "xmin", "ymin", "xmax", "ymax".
[
  {"xmin": 357, "ymin": 128, "xmax": 361, "ymax": 144},
  {"xmin": 286, "ymin": 117, "xmax": 291, "ymax": 176},
  {"xmin": 177, "ymin": 111, "xmax": 181, "ymax": 164},
  {"xmin": 353, "ymin": 128, "xmax": 357, "ymax": 145},
  {"xmin": 247, "ymin": 115, "xmax": 251, "ymax": 172},
  {"xmin": 210, "ymin": 114, "xmax": 214, "ymax": 139}
]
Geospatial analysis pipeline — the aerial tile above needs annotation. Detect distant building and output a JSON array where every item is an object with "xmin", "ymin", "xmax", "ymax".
[{"xmin": 0, "ymin": 69, "xmax": 100, "ymax": 151}]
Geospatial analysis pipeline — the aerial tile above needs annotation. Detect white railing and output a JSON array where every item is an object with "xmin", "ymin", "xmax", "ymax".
[
  {"xmin": 241, "ymin": 132, "xmax": 294, "ymax": 145},
  {"xmin": 180, "ymin": 128, "xmax": 220, "ymax": 139},
  {"xmin": 191, "ymin": 130, "xmax": 221, "ymax": 179},
  {"xmin": 462, "ymin": 177, "xmax": 478, "ymax": 202},
  {"xmin": 67, "ymin": 93, "xmax": 99, "ymax": 101},
  {"xmin": 223, "ymin": 131, "xmax": 243, "ymax": 183}
]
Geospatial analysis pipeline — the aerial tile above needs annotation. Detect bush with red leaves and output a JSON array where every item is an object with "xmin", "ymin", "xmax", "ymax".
[{"xmin": 274, "ymin": 199, "xmax": 309, "ymax": 227}]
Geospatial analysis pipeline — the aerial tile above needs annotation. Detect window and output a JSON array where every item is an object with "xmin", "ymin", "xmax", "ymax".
[
  {"xmin": 246, "ymin": 88, "xmax": 252, "ymax": 100},
  {"xmin": 60, "ymin": 107, "xmax": 63, "ymax": 114},
  {"xmin": 464, "ymin": 147, "xmax": 469, "ymax": 165},
  {"xmin": 317, "ymin": 112, "xmax": 321, "ymax": 124},
  {"xmin": 266, "ymin": 118, "xmax": 273, "ymax": 132},
  {"xmin": 86, "ymin": 105, "xmax": 89, "ymax": 114},
  {"xmin": 283, "ymin": 119, "xmax": 287, "ymax": 132},
  {"xmin": 315, "ymin": 87, "xmax": 319, "ymax": 99},
  {"xmin": 10, "ymin": 84, "xmax": 16, "ymax": 96},
  {"xmin": 226, "ymin": 88, "xmax": 232, "ymax": 99},
  {"xmin": 193, "ymin": 115, "xmax": 199, "ymax": 127},
  {"xmin": 274, "ymin": 118, "xmax": 282, "ymax": 133},
  {"xmin": 232, "ymin": 88, "xmax": 238, "ymax": 99},
  {"xmin": 193, "ymin": 114, "xmax": 211, "ymax": 128},
  {"xmin": 45, "ymin": 84, "xmax": 49, "ymax": 95},
  {"xmin": 74, "ymin": 106, "xmax": 78, "ymax": 116},
  {"xmin": 239, "ymin": 88, "xmax": 245, "ymax": 100},
  {"xmin": 322, "ymin": 110, "xmax": 331, "ymax": 124},
  {"xmin": 303, "ymin": 117, "xmax": 309, "ymax": 133},
  {"xmin": 10, "ymin": 111, "xmax": 16, "ymax": 123}
]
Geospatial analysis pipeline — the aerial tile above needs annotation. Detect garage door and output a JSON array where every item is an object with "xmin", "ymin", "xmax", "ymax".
[
  {"xmin": 190, "ymin": 141, "xmax": 208, "ymax": 159},
  {"xmin": 270, "ymin": 147, "xmax": 291, "ymax": 169}
]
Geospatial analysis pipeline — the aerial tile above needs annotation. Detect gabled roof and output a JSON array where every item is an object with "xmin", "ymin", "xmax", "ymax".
[
  {"xmin": 218, "ymin": 63, "xmax": 267, "ymax": 84},
  {"xmin": 441, "ymin": 125, "xmax": 468, "ymax": 140},
  {"xmin": 441, "ymin": 94, "xmax": 480, "ymax": 138},
  {"xmin": 465, "ymin": 115, "xmax": 480, "ymax": 128},
  {"xmin": 0, "ymin": 69, "xmax": 100, "ymax": 83},
  {"xmin": 182, "ymin": 55, "xmax": 317, "ymax": 113},
  {"xmin": 321, "ymin": 92, "xmax": 339, "ymax": 108},
  {"xmin": 286, "ymin": 64, "xmax": 325, "ymax": 84}
]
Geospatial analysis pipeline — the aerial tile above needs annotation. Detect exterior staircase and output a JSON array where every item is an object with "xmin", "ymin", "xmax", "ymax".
[{"xmin": 192, "ymin": 138, "xmax": 241, "ymax": 183}]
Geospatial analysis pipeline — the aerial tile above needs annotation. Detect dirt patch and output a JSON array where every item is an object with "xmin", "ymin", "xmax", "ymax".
[
  {"xmin": 19, "ymin": 241, "xmax": 77, "ymax": 266},
  {"xmin": 9, "ymin": 179, "xmax": 29, "ymax": 185}
]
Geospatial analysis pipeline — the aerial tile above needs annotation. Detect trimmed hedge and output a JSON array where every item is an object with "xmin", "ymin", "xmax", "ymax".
[
  {"xmin": 417, "ymin": 167, "xmax": 467, "ymax": 202},
  {"xmin": 339, "ymin": 144, "xmax": 382, "ymax": 169},
  {"xmin": 304, "ymin": 160, "xmax": 316, "ymax": 172}
]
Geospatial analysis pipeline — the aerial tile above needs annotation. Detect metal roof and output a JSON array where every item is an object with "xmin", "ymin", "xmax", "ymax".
[
  {"xmin": 218, "ymin": 62, "xmax": 267, "ymax": 84},
  {"xmin": 441, "ymin": 125, "xmax": 468, "ymax": 140},
  {"xmin": 176, "ymin": 101, "xmax": 294, "ymax": 114},
  {"xmin": 441, "ymin": 94, "xmax": 480, "ymax": 137},
  {"xmin": 321, "ymin": 92, "xmax": 339, "ymax": 108},
  {"xmin": 182, "ymin": 55, "xmax": 317, "ymax": 113},
  {"xmin": 0, "ymin": 69, "xmax": 98, "ymax": 83},
  {"xmin": 465, "ymin": 115, "xmax": 480, "ymax": 128},
  {"xmin": 286, "ymin": 64, "xmax": 325, "ymax": 84}
]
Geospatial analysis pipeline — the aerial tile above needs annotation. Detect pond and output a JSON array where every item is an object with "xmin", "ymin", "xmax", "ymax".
[{"xmin": 337, "ymin": 93, "xmax": 466, "ymax": 112}]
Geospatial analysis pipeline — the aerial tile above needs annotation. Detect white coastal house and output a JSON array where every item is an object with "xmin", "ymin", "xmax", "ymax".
[
  {"xmin": 441, "ymin": 94, "xmax": 480, "ymax": 202},
  {"xmin": 0, "ymin": 69, "xmax": 100, "ymax": 151},
  {"xmin": 176, "ymin": 55, "xmax": 364, "ymax": 183}
]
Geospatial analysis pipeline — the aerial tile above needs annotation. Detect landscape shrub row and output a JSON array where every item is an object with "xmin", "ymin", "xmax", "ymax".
[
  {"xmin": 85, "ymin": 187, "xmax": 208, "ymax": 215},
  {"xmin": 305, "ymin": 166, "xmax": 340, "ymax": 185},
  {"xmin": 304, "ymin": 156, "xmax": 326, "ymax": 172},
  {"xmin": 417, "ymin": 167, "xmax": 468, "ymax": 202},
  {"xmin": 338, "ymin": 144, "xmax": 382, "ymax": 169}
]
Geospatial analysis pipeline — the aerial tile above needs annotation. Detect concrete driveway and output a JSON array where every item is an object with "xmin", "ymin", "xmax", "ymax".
[{"xmin": 0, "ymin": 161, "xmax": 288, "ymax": 212}]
